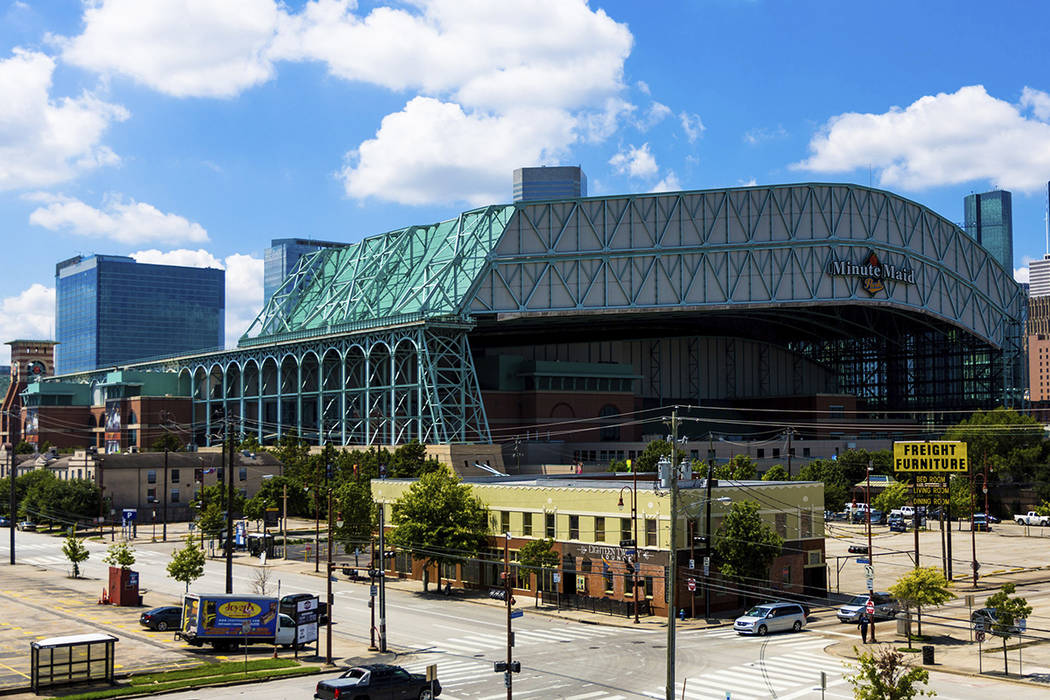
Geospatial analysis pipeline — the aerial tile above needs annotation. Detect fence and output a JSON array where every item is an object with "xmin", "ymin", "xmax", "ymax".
[{"xmin": 541, "ymin": 591, "xmax": 650, "ymax": 617}]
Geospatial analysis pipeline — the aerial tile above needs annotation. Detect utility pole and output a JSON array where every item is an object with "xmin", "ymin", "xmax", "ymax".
[
  {"xmin": 7, "ymin": 446, "xmax": 14, "ymax": 565},
  {"xmin": 326, "ymin": 484, "xmax": 334, "ymax": 666},
  {"xmin": 632, "ymin": 462, "xmax": 639, "ymax": 624},
  {"xmin": 282, "ymin": 482, "xmax": 288, "ymax": 560},
  {"xmin": 786, "ymin": 428, "xmax": 793, "ymax": 477},
  {"xmin": 666, "ymin": 407, "xmax": 679, "ymax": 700},
  {"xmin": 225, "ymin": 425, "xmax": 235, "ymax": 595},
  {"xmin": 314, "ymin": 466, "xmax": 320, "ymax": 573},
  {"xmin": 945, "ymin": 474, "xmax": 953, "ymax": 580},
  {"xmin": 368, "ymin": 535, "xmax": 377, "ymax": 651},
  {"xmin": 162, "ymin": 448, "xmax": 168, "ymax": 542},
  {"xmin": 505, "ymin": 531, "xmax": 512, "ymax": 700},
  {"xmin": 970, "ymin": 470, "xmax": 979, "ymax": 586},
  {"xmin": 704, "ymin": 460, "xmax": 714, "ymax": 622},
  {"xmin": 378, "ymin": 504, "xmax": 387, "ymax": 653},
  {"xmin": 866, "ymin": 461, "xmax": 876, "ymax": 641}
]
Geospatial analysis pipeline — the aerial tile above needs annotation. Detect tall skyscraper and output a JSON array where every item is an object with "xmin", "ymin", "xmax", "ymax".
[
  {"xmin": 55, "ymin": 255, "xmax": 224, "ymax": 375},
  {"xmin": 963, "ymin": 189, "xmax": 1013, "ymax": 270},
  {"xmin": 264, "ymin": 238, "xmax": 348, "ymax": 302},
  {"xmin": 513, "ymin": 166, "xmax": 588, "ymax": 202}
]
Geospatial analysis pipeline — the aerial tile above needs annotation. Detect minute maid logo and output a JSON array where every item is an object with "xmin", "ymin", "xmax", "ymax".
[{"xmin": 827, "ymin": 251, "xmax": 915, "ymax": 295}]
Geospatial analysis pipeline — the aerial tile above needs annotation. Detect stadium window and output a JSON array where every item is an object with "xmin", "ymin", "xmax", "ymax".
[
  {"xmin": 595, "ymin": 516, "xmax": 605, "ymax": 542},
  {"xmin": 569, "ymin": 515, "xmax": 580, "ymax": 540},
  {"xmin": 522, "ymin": 512, "xmax": 533, "ymax": 536},
  {"xmin": 621, "ymin": 517, "xmax": 631, "ymax": 543},
  {"xmin": 545, "ymin": 513, "xmax": 556, "ymax": 538},
  {"xmin": 803, "ymin": 447, "xmax": 811, "ymax": 457},
  {"xmin": 501, "ymin": 511, "xmax": 511, "ymax": 533}
]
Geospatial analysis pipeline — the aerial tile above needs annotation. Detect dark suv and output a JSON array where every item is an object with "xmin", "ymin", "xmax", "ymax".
[{"xmin": 315, "ymin": 664, "xmax": 440, "ymax": 699}]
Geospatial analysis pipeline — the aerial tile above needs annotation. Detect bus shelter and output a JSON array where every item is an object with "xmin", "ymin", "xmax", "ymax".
[{"xmin": 31, "ymin": 633, "xmax": 117, "ymax": 692}]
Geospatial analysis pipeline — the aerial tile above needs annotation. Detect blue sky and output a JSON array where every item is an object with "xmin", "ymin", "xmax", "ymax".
[{"xmin": 3, "ymin": 0, "xmax": 1050, "ymax": 363}]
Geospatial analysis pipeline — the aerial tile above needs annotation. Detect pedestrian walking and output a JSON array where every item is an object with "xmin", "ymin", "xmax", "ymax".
[{"xmin": 857, "ymin": 614, "xmax": 869, "ymax": 643}]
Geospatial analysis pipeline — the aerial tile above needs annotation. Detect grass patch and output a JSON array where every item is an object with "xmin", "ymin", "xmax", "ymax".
[
  {"xmin": 896, "ymin": 647, "xmax": 921, "ymax": 653},
  {"xmin": 56, "ymin": 659, "xmax": 317, "ymax": 700}
]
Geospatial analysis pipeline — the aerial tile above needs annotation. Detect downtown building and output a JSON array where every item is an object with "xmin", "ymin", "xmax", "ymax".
[{"xmin": 55, "ymin": 254, "xmax": 225, "ymax": 375}]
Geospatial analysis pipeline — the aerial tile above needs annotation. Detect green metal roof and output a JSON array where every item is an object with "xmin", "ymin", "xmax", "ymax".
[{"xmin": 242, "ymin": 205, "xmax": 515, "ymax": 344}]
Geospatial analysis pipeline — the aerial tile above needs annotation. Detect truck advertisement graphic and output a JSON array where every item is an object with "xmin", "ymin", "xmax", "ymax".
[{"xmin": 180, "ymin": 595, "xmax": 278, "ymax": 643}]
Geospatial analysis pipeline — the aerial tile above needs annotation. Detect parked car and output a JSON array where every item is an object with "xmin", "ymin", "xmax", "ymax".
[
  {"xmin": 16, "ymin": 521, "xmax": 36, "ymax": 531},
  {"xmin": 733, "ymin": 602, "xmax": 807, "ymax": 636},
  {"xmin": 0, "ymin": 516, "xmax": 10, "ymax": 527},
  {"xmin": 279, "ymin": 593, "xmax": 330, "ymax": 626},
  {"xmin": 888, "ymin": 515, "xmax": 907, "ymax": 532},
  {"xmin": 869, "ymin": 509, "xmax": 885, "ymax": 525},
  {"xmin": 836, "ymin": 593, "xmax": 900, "ymax": 622},
  {"xmin": 971, "ymin": 514, "xmax": 993, "ymax": 531},
  {"xmin": 314, "ymin": 664, "xmax": 441, "ymax": 700},
  {"xmin": 139, "ymin": 605, "xmax": 182, "ymax": 631}
]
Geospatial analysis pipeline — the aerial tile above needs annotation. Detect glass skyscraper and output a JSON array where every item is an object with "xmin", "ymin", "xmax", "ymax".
[
  {"xmin": 513, "ymin": 166, "xmax": 588, "ymax": 202},
  {"xmin": 264, "ymin": 238, "xmax": 348, "ymax": 303},
  {"xmin": 55, "ymin": 255, "xmax": 225, "ymax": 375},
  {"xmin": 964, "ymin": 189, "xmax": 1013, "ymax": 271}
]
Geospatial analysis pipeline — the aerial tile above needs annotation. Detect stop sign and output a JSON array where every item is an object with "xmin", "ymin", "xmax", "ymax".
[
  {"xmin": 687, "ymin": 579, "xmax": 696, "ymax": 592},
  {"xmin": 865, "ymin": 599, "xmax": 875, "ymax": 615}
]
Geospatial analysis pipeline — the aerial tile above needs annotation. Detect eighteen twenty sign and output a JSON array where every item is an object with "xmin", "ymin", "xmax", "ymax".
[
  {"xmin": 827, "ymin": 252, "xmax": 915, "ymax": 295},
  {"xmin": 893, "ymin": 441, "xmax": 968, "ymax": 472}
]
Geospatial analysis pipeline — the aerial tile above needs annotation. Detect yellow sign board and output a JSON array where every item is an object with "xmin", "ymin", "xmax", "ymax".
[{"xmin": 893, "ymin": 441, "xmax": 968, "ymax": 472}]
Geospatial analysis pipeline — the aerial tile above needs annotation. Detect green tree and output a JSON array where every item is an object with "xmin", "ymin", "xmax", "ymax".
[
  {"xmin": 388, "ymin": 469, "xmax": 489, "ymax": 592},
  {"xmin": 190, "ymin": 483, "xmax": 245, "ymax": 519},
  {"xmin": 714, "ymin": 454, "xmax": 757, "ymax": 480},
  {"xmin": 714, "ymin": 500, "xmax": 783, "ymax": 604},
  {"xmin": 607, "ymin": 459, "xmax": 630, "ymax": 473},
  {"xmin": 518, "ymin": 538, "xmax": 560, "ymax": 606},
  {"xmin": 334, "ymin": 479, "xmax": 375, "ymax": 554},
  {"xmin": 634, "ymin": 440, "xmax": 672, "ymax": 473},
  {"xmin": 196, "ymin": 501, "xmax": 226, "ymax": 540},
  {"xmin": 985, "ymin": 583, "xmax": 1033, "ymax": 675},
  {"xmin": 102, "ymin": 542, "xmax": 136, "ymax": 569},
  {"xmin": 167, "ymin": 539, "xmax": 206, "ymax": 594},
  {"xmin": 13, "ymin": 469, "xmax": 56, "ymax": 519},
  {"xmin": 795, "ymin": 459, "xmax": 851, "ymax": 511},
  {"xmin": 846, "ymin": 646, "xmax": 933, "ymax": 700},
  {"xmin": 943, "ymin": 407, "xmax": 1045, "ymax": 485},
  {"xmin": 62, "ymin": 534, "xmax": 90, "ymax": 578},
  {"xmin": 762, "ymin": 464, "xmax": 790, "ymax": 481},
  {"xmin": 874, "ymin": 482, "xmax": 910, "ymax": 514},
  {"xmin": 150, "ymin": 432, "xmax": 183, "ymax": 452},
  {"xmin": 14, "ymin": 441, "xmax": 34, "ymax": 454},
  {"xmin": 888, "ymin": 566, "xmax": 954, "ymax": 645}
]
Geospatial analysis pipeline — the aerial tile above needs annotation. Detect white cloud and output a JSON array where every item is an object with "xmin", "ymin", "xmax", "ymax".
[
  {"xmin": 59, "ymin": 0, "xmax": 279, "ymax": 98},
  {"xmin": 609, "ymin": 143, "xmax": 659, "ymax": 179},
  {"xmin": 1015, "ymin": 266, "xmax": 1030, "ymax": 284},
  {"xmin": 738, "ymin": 177, "xmax": 759, "ymax": 187},
  {"xmin": 744, "ymin": 125, "xmax": 787, "ymax": 145},
  {"xmin": 0, "ymin": 284, "xmax": 55, "ymax": 364},
  {"xmin": 28, "ymin": 194, "xmax": 209, "ymax": 245},
  {"xmin": 679, "ymin": 112, "xmax": 704, "ymax": 143},
  {"xmin": 1021, "ymin": 87, "xmax": 1050, "ymax": 121},
  {"xmin": 794, "ymin": 85, "xmax": 1050, "ymax": 192},
  {"xmin": 341, "ymin": 97, "xmax": 576, "ymax": 206},
  {"xmin": 635, "ymin": 101, "xmax": 671, "ymax": 130},
  {"xmin": 56, "ymin": 0, "xmax": 635, "ymax": 206},
  {"xmin": 0, "ymin": 48, "xmax": 127, "ymax": 191},
  {"xmin": 130, "ymin": 249, "xmax": 263, "ymax": 345},
  {"xmin": 651, "ymin": 171, "xmax": 681, "ymax": 193},
  {"xmin": 636, "ymin": 80, "xmax": 651, "ymax": 95}
]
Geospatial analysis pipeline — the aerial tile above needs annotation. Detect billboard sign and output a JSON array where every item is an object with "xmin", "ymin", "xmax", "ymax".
[{"xmin": 893, "ymin": 441, "xmax": 968, "ymax": 473}]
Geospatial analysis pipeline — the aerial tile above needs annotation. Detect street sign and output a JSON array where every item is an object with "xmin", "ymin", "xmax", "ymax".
[
  {"xmin": 510, "ymin": 609, "xmax": 523, "ymax": 619},
  {"xmin": 703, "ymin": 556, "xmax": 710, "ymax": 576},
  {"xmin": 370, "ymin": 585, "xmax": 377, "ymax": 596},
  {"xmin": 552, "ymin": 573, "xmax": 561, "ymax": 584},
  {"xmin": 864, "ymin": 565, "xmax": 874, "ymax": 578},
  {"xmin": 865, "ymin": 600, "xmax": 875, "ymax": 616},
  {"xmin": 687, "ymin": 579, "xmax": 696, "ymax": 592},
  {"xmin": 856, "ymin": 558, "xmax": 870, "ymax": 564},
  {"xmin": 820, "ymin": 671, "xmax": 827, "ymax": 690},
  {"xmin": 865, "ymin": 577, "xmax": 874, "ymax": 590},
  {"xmin": 974, "ymin": 619, "xmax": 985, "ymax": 632},
  {"xmin": 426, "ymin": 664, "xmax": 437, "ymax": 682},
  {"xmin": 1018, "ymin": 618, "xmax": 1027, "ymax": 632},
  {"xmin": 976, "ymin": 630, "xmax": 986, "ymax": 643},
  {"xmin": 689, "ymin": 558, "xmax": 695, "ymax": 570}
]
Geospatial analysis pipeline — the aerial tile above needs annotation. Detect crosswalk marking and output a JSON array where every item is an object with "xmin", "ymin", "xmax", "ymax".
[{"xmin": 428, "ymin": 624, "xmax": 618, "ymax": 656}]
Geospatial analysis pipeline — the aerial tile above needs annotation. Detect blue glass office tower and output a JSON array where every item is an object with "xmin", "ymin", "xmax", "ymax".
[
  {"xmin": 264, "ymin": 238, "xmax": 348, "ymax": 302},
  {"xmin": 55, "ymin": 255, "xmax": 224, "ymax": 374},
  {"xmin": 513, "ymin": 166, "xmax": 587, "ymax": 202},
  {"xmin": 964, "ymin": 189, "xmax": 1014, "ymax": 270}
]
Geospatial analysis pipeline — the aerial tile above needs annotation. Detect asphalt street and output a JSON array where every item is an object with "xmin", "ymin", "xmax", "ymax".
[{"xmin": 3, "ymin": 531, "xmax": 1047, "ymax": 699}]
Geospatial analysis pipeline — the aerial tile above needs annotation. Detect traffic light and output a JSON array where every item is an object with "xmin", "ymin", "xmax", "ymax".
[
  {"xmin": 493, "ymin": 661, "xmax": 521, "ymax": 673},
  {"xmin": 693, "ymin": 535, "xmax": 709, "ymax": 547},
  {"xmin": 494, "ymin": 661, "xmax": 506, "ymax": 672}
]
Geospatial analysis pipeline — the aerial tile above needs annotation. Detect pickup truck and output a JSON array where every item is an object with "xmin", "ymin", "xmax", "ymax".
[
  {"xmin": 1014, "ymin": 512, "xmax": 1050, "ymax": 526},
  {"xmin": 177, "ymin": 594, "xmax": 295, "ymax": 650}
]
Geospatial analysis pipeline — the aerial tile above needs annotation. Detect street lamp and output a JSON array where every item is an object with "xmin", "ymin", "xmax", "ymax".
[{"xmin": 617, "ymin": 470, "xmax": 640, "ymax": 624}]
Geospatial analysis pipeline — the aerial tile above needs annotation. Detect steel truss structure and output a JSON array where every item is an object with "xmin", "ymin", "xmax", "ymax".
[{"xmin": 46, "ymin": 183, "xmax": 1025, "ymax": 445}]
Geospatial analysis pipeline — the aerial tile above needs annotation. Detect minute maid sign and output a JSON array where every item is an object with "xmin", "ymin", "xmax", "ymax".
[{"xmin": 827, "ymin": 251, "xmax": 915, "ymax": 295}]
